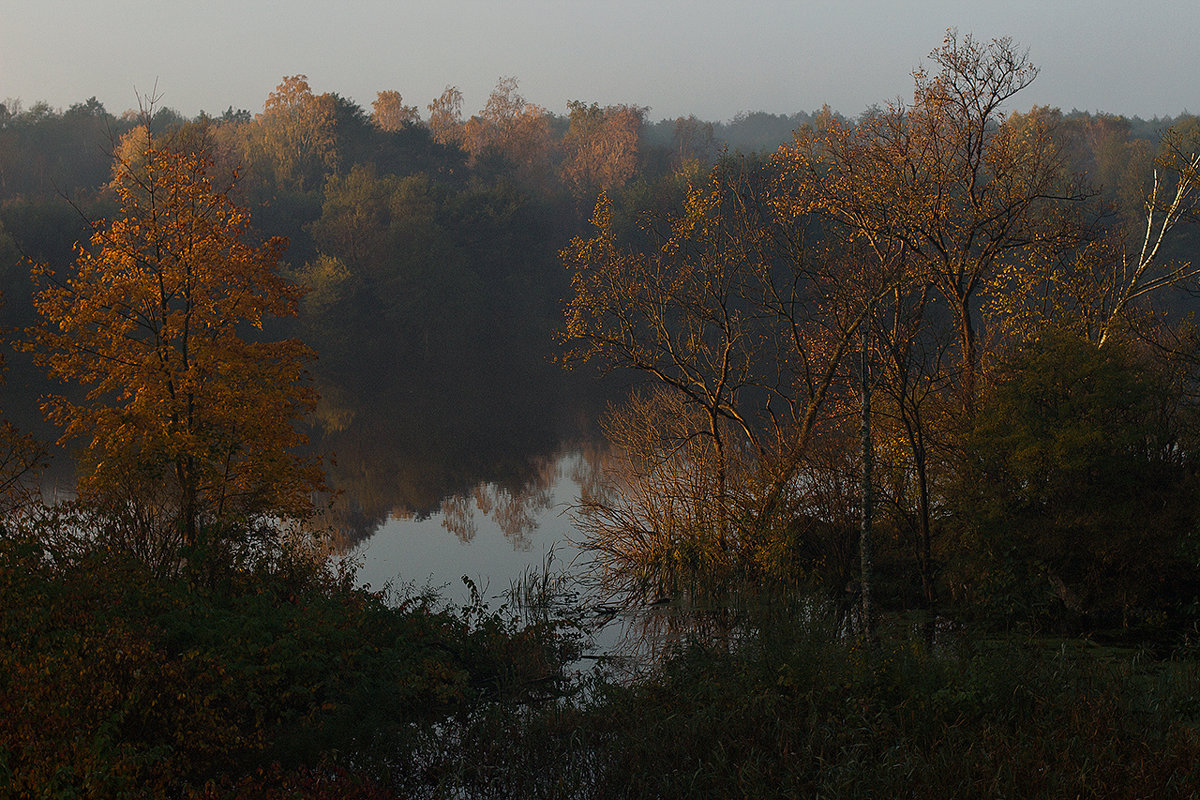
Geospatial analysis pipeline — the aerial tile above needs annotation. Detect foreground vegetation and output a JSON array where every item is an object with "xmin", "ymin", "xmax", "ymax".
[
  {"xmin": 0, "ymin": 510, "xmax": 577, "ymax": 798},
  {"xmin": 3, "ymin": 520, "xmax": 1198, "ymax": 798}
]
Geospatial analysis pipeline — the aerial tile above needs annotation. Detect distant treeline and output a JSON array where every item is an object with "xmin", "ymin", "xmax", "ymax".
[{"xmin": 0, "ymin": 82, "xmax": 1186, "ymax": 204}]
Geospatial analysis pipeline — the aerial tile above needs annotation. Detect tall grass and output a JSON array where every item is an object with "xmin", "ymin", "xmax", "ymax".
[{"xmin": 399, "ymin": 597, "xmax": 1200, "ymax": 799}]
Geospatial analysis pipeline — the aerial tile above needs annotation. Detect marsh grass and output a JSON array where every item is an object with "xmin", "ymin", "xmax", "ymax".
[{"xmin": 405, "ymin": 596, "xmax": 1200, "ymax": 799}]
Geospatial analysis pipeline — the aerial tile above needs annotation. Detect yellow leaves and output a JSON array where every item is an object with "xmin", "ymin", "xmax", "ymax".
[
  {"xmin": 589, "ymin": 189, "xmax": 614, "ymax": 232},
  {"xmin": 29, "ymin": 142, "xmax": 321, "ymax": 540},
  {"xmin": 242, "ymin": 75, "xmax": 339, "ymax": 192}
]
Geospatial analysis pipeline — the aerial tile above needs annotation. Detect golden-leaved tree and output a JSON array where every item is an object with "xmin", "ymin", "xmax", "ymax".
[
  {"xmin": 370, "ymin": 90, "xmax": 420, "ymax": 132},
  {"xmin": 559, "ymin": 101, "xmax": 645, "ymax": 198},
  {"xmin": 28, "ymin": 142, "xmax": 321, "ymax": 566},
  {"xmin": 242, "ymin": 75, "xmax": 338, "ymax": 193}
]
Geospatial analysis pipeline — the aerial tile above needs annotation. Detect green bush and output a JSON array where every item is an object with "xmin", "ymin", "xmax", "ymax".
[
  {"xmin": 945, "ymin": 331, "xmax": 1200, "ymax": 631},
  {"xmin": 0, "ymin": 512, "xmax": 578, "ymax": 798}
]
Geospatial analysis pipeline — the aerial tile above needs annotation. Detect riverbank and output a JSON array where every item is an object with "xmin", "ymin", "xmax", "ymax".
[{"xmin": 3, "ymin": 520, "xmax": 1197, "ymax": 798}]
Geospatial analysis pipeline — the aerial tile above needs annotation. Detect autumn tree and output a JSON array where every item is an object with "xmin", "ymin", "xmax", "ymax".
[
  {"xmin": 768, "ymin": 33, "xmax": 1092, "ymax": 608},
  {"xmin": 563, "ymin": 181, "xmax": 766, "ymax": 573},
  {"xmin": 560, "ymin": 101, "xmax": 646, "ymax": 198},
  {"xmin": 427, "ymin": 86, "xmax": 465, "ymax": 148},
  {"xmin": 462, "ymin": 77, "xmax": 555, "ymax": 187},
  {"xmin": 111, "ymin": 117, "xmax": 241, "ymax": 196},
  {"xmin": 370, "ymin": 90, "xmax": 420, "ymax": 132},
  {"xmin": 777, "ymin": 32, "xmax": 1085, "ymax": 414},
  {"xmin": 28, "ymin": 141, "xmax": 320, "ymax": 567},
  {"xmin": 562, "ymin": 163, "xmax": 901, "ymax": 599},
  {"xmin": 242, "ymin": 75, "xmax": 338, "ymax": 192}
]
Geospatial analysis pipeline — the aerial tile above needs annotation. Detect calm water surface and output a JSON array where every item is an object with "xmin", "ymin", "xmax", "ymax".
[
  {"xmin": 345, "ymin": 449, "xmax": 666, "ymax": 665},
  {"xmin": 350, "ymin": 451, "xmax": 590, "ymax": 608}
]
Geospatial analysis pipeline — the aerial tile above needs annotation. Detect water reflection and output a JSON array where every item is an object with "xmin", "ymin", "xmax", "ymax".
[
  {"xmin": 311, "ymin": 350, "xmax": 611, "ymax": 553},
  {"xmin": 348, "ymin": 450, "xmax": 589, "ymax": 607},
  {"xmin": 440, "ymin": 461, "xmax": 558, "ymax": 550},
  {"xmin": 304, "ymin": 350, "xmax": 731, "ymax": 665},
  {"xmin": 336, "ymin": 444, "xmax": 761, "ymax": 672}
]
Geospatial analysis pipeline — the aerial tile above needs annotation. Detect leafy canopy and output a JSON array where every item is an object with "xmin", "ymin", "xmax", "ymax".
[{"xmin": 29, "ymin": 142, "xmax": 320, "ymax": 555}]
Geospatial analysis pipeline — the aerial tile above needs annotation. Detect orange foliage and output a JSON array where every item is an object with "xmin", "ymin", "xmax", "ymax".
[
  {"xmin": 427, "ymin": 85, "xmax": 465, "ymax": 147},
  {"xmin": 462, "ymin": 77, "xmax": 554, "ymax": 187},
  {"xmin": 560, "ymin": 101, "xmax": 645, "ymax": 198},
  {"xmin": 28, "ymin": 143, "xmax": 321, "ymax": 553},
  {"xmin": 370, "ymin": 89, "xmax": 419, "ymax": 132}
]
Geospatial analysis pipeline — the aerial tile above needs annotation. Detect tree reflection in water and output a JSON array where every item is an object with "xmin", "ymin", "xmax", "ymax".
[
  {"xmin": 298, "ymin": 332, "xmax": 776, "ymax": 665},
  {"xmin": 439, "ymin": 494, "xmax": 476, "ymax": 543},
  {"xmin": 316, "ymin": 434, "xmax": 788, "ymax": 669},
  {"xmin": 440, "ymin": 461, "xmax": 556, "ymax": 551},
  {"xmin": 308, "ymin": 348, "xmax": 607, "ymax": 555}
]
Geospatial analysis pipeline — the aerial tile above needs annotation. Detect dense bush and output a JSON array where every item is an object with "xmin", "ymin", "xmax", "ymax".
[
  {"xmin": 422, "ymin": 602, "xmax": 1200, "ymax": 799},
  {"xmin": 577, "ymin": 621, "xmax": 1200, "ymax": 798},
  {"xmin": 946, "ymin": 331, "xmax": 1200, "ymax": 631},
  {"xmin": 4, "ymin": 509, "xmax": 1199, "ymax": 798},
  {"xmin": 0, "ymin": 512, "xmax": 578, "ymax": 798}
]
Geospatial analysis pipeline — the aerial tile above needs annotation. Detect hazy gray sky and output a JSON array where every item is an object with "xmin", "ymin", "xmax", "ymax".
[{"xmin": 2, "ymin": 1, "xmax": 1195, "ymax": 122}]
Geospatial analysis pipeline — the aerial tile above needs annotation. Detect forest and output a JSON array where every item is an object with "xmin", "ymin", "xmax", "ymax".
[{"xmin": 2, "ymin": 32, "xmax": 1200, "ymax": 798}]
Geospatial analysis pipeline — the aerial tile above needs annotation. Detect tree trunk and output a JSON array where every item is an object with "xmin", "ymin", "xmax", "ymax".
[
  {"xmin": 958, "ymin": 302, "xmax": 978, "ymax": 416},
  {"xmin": 914, "ymin": 438, "xmax": 935, "ymax": 605},
  {"xmin": 710, "ymin": 410, "xmax": 729, "ymax": 555},
  {"xmin": 860, "ymin": 318, "xmax": 874, "ymax": 640}
]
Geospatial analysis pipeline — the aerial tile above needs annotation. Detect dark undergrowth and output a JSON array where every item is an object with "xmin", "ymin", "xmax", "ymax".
[
  {"xmin": 0, "ymin": 514, "xmax": 575, "ymax": 798},
  {"xmin": 2, "ymin": 519, "xmax": 1198, "ymax": 799},
  {"xmin": 408, "ymin": 599, "xmax": 1200, "ymax": 799}
]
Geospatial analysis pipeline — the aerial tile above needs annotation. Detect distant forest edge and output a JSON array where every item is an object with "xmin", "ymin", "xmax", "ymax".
[
  {"xmin": 0, "ymin": 79, "xmax": 1190, "ymax": 201},
  {"xmin": 0, "ymin": 75, "xmax": 1190, "ymax": 331}
]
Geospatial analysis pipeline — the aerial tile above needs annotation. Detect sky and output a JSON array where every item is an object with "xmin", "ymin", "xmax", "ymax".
[{"xmin": 1, "ymin": 0, "xmax": 1196, "ymax": 123}]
